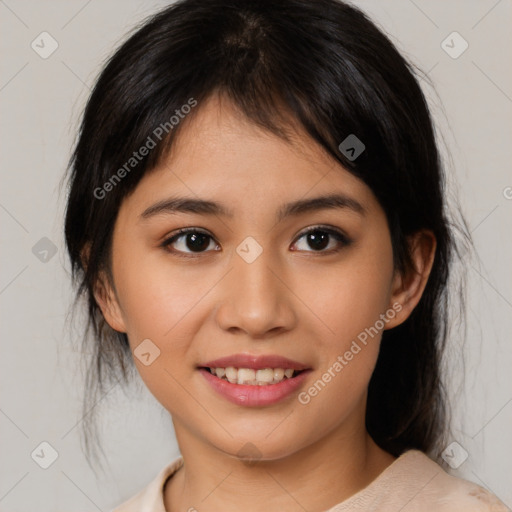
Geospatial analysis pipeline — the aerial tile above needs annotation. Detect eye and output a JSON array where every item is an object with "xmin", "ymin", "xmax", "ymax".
[
  {"xmin": 291, "ymin": 226, "xmax": 351, "ymax": 253},
  {"xmin": 161, "ymin": 228, "xmax": 219, "ymax": 256},
  {"xmin": 161, "ymin": 225, "xmax": 351, "ymax": 258}
]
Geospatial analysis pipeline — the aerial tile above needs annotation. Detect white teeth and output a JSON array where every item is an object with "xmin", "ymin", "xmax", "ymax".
[
  {"xmin": 255, "ymin": 368, "xmax": 274, "ymax": 383},
  {"xmin": 207, "ymin": 366, "xmax": 299, "ymax": 385},
  {"xmin": 273, "ymin": 368, "xmax": 285, "ymax": 381},
  {"xmin": 237, "ymin": 368, "xmax": 256, "ymax": 384},
  {"xmin": 225, "ymin": 366, "xmax": 237, "ymax": 383}
]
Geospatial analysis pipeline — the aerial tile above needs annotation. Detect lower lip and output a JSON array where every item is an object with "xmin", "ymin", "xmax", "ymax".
[{"xmin": 199, "ymin": 368, "xmax": 311, "ymax": 407}]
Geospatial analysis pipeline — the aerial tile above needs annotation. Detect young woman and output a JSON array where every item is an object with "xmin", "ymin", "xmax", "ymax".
[{"xmin": 64, "ymin": 0, "xmax": 507, "ymax": 510}]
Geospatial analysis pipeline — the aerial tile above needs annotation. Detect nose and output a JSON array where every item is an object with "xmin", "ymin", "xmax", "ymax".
[{"xmin": 214, "ymin": 245, "xmax": 298, "ymax": 339}]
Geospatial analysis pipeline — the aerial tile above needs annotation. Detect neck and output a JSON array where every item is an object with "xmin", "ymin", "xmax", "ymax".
[{"xmin": 164, "ymin": 414, "xmax": 395, "ymax": 512}]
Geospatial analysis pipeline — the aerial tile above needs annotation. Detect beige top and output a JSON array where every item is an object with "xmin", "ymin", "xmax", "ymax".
[{"xmin": 111, "ymin": 449, "xmax": 508, "ymax": 512}]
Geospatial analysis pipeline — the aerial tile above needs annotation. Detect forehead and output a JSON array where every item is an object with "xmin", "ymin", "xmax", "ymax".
[
  {"xmin": 119, "ymin": 95, "xmax": 379, "ymax": 221},
  {"xmin": 167, "ymin": 94, "xmax": 334, "ymax": 174}
]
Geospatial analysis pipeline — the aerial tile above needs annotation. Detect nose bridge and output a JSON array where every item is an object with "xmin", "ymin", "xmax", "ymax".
[
  {"xmin": 215, "ymin": 237, "xmax": 296, "ymax": 336},
  {"xmin": 235, "ymin": 243, "xmax": 277, "ymax": 301}
]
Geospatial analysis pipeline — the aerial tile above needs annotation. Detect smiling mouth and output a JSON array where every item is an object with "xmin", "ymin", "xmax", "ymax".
[{"xmin": 200, "ymin": 366, "xmax": 304, "ymax": 386}]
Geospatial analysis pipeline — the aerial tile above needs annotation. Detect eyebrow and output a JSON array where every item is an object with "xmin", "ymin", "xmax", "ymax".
[{"xmin": 139, "ymin": 193, "xmax": 365, "ymax": 222}]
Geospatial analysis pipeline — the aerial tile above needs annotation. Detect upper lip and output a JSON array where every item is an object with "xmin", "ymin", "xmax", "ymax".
[{"xmin": 200, "ymin": 353, "xmax": 310, "ymax": 371}]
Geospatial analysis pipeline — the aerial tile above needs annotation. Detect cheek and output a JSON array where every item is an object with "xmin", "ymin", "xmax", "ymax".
[
  {"xmin": 300, "ymin": 243, "xmax": 394, "ymax": 351},
  {"xmin": 295, "ymin": 236, "xmax": 394, "ymax": 411},
  {"xmin": 111, "ymin": 243, "xmax": 208, "ymax": 342},
  {"xmin": 110, "ymin": 251, "xmax": 200, "ymax": 408},
  {"xmin": 110, "ymin": 241, "xmax": 221, "ymax": 398}
]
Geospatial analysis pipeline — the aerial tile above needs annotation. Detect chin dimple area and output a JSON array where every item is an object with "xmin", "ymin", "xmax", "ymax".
[{"xmin": 203, "ymin": 367, "xmax": 302, "ymax": 385}]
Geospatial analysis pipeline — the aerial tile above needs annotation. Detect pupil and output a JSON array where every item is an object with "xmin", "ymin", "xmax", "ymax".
[
  {"xmin": 187, "ymin": 233, "xmax": 210, "ymax": 252},
  {"xmin": 308, "ymin": 231, "xmax": 329, "ymax": 251}
]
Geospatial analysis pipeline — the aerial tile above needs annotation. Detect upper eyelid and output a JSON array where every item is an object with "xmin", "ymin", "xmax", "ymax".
[{"xmin": 166, "ymin": 224, "xmax": 345, "ymax": 238}]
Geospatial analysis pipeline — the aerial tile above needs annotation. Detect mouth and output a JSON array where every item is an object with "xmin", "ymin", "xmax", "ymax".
[
  {"xmin": 197, "ymin": 354, "xmax": 311, "ymax": 406},
  {"xmin": 200, "ymin": 366, "xmax": 305, "ymax": 385}
]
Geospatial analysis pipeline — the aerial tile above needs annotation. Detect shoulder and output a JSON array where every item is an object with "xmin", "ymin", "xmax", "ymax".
[
  {"xmin": 110, "ymin": 456, "xmax": 183, "ymax": 512},
  {"xmin": 330, "ymin": 449, "xmax": 508, "ymax": 512},
  {"xmin": 381, "ymin": 450, "xmax": 508, "ymax": 512},
  {"xmin": 416, "ymin": 456, "xmax": 508, "ymax": 512}
]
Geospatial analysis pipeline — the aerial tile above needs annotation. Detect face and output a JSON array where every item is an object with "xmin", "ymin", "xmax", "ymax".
[{"xmin": 97, "ymin": 95, "xmax": 422, "ymax": 462}]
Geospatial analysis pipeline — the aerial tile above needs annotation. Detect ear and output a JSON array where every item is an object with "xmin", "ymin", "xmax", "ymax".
[
  {"xmin": 385, "ymin": 230, "xmax": 436, "ymax": 329},
  {"xmin": 93, "ymin": 272, "xmax": 127, "ymax": 333},
  {"xmin": 81, "ymin": 243, "xmax": 127, "ymax": 333}
]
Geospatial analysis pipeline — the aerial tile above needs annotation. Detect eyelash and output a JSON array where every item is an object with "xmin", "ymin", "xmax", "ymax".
[{"xmin": 160, "ymin": 225, "xmax": 352, "ymax": 258}]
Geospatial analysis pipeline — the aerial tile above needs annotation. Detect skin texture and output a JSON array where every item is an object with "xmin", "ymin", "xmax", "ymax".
[{"xmin": 94, "ymin": 95, "xmax": 436, "ymax": 512}]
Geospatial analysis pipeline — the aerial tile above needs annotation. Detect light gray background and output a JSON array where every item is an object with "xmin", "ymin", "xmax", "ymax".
[{"xmin": 1, "ymin": 1, "xmax": 511, "ymax": 510}]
